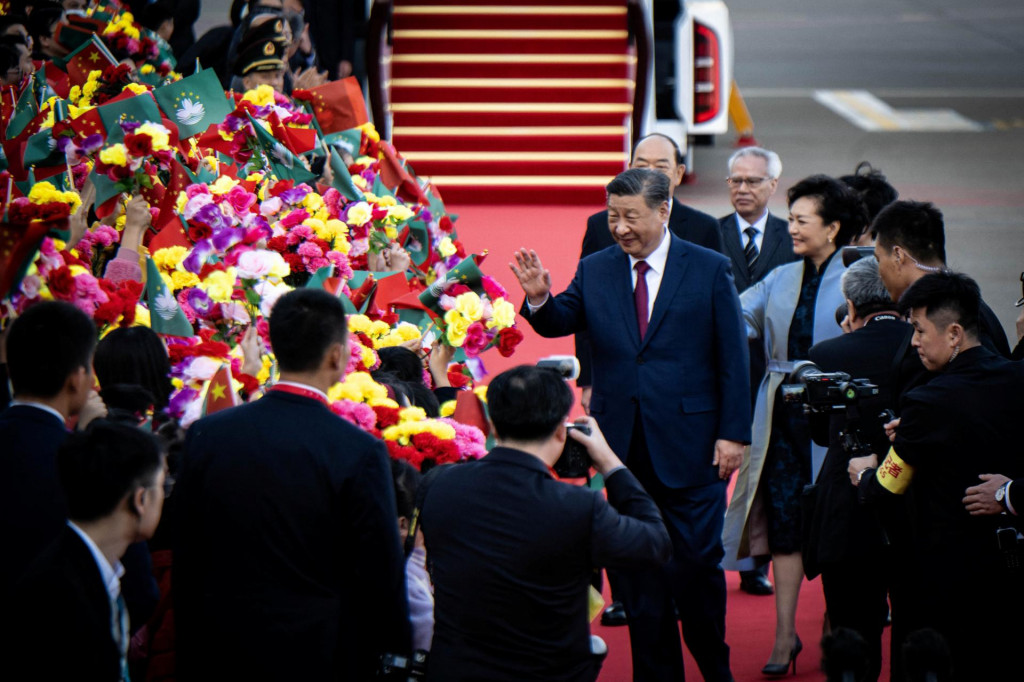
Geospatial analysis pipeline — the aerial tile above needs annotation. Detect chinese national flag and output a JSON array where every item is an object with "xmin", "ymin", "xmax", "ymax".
[
  {"xmin": 152, "ymin": 158, "xmax": 192, "ymax": 233},
  {"xmin": 379, "ymin": 141, "xmax": 427, "ymax": 205},
  {"xmin": 292, "ymin": 77, "xmax": 368, "ymax": 135},
  {"xmin": 0, "ymin": 218, "xmax": 50, "ymax": 299},
  {"xmin": 452, "ymin": 390, "xmax": 490, "ymax": 437},
  {"xmin": 202, "ymin": 363, "xmax": 239, "ymax": 416},
  {"xmin": 64, "ymin": 36, "xmax": 118, "ymax": 87}
]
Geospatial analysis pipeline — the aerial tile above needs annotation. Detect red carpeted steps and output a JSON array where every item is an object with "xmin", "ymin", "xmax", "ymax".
[{"xmin": 387, "ymin": 1, "xmax": 635, "ymax": 204}]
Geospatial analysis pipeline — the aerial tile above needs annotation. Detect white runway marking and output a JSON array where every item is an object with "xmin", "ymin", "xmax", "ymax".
[{"xmin": 812, "ymin": 90, "xmax": 985, "ymax": 132}]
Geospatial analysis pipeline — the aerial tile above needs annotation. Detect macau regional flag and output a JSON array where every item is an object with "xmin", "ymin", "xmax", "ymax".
[
  {"xmin": 153, "ymin": 69, "xmax": 232, "ymax": 139},
  {"xmin": 145, "ymin": 257, "xmax": 194, "ymax": 337}
]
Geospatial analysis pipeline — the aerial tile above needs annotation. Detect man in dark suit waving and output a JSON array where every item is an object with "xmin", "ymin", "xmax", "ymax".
[
  {"xmin": 575, "ymin": 133, "xmax": 723, "ymax": 412},
  {"xmin": 174, "ymin": 289, "xmax": 410, "ymax": 680},
  {"xmin": 513, "ymin": 168, "xmax": 751, "ymax": 682},
  {"xmin": 421, "ymin": 365, "xmax": 671, "ymax": 682}
]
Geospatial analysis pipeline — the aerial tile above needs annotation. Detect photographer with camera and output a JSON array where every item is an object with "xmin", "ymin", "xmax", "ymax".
[
  {"xmin": 847, "ymin": 272, "xmax": 1024, "ymax": 681},
  {"xmin": 801, "ymin": 257, "xmax": 922, "ymax": 681},
  {"xmin": 418, "ymin": 364, "xmax": 671, "ymax": 682}
]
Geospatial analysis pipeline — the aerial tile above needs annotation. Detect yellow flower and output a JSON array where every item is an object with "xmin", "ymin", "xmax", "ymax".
[
  {"xmin": 438, "ymin": 237, "xmax": 456, "ymax": 258},
  {"xmin": 302, "ymin": 192, "xmax": 324, "ymax": 213},
  {"xmin": 201, "ymin": 268, "xmax": 237, "ymax": 302},
  {"xmin": 133, "ymin": 305, "xmax": 151, "ymax": 328},
  {"xmin": 488, "ymin": 298, "xmax": 516, "ymax": 330},
  {"xmin": 27, "ymin": 182, "xmax": 62, "ymax": 205},
  {"xmin": 69, "ymin": 85, "xmax": 81, "ymax": 101},
  {"xmin": 256, "ymin": 354, "xmax": 274, "ymax": 384},
  {"xmin": 125, "ymin": 82, "xmax": 148, "ymax": 95},
  {"xmin": 68, "ymin": 264, "xmax": 89, "ymax": 277},
  {"xmin": 396, "ymin": 322, "xmax": 420, "ymax": 341},
  {"xmin": 82, "ymin": 80, "xmax": 99, "ymax": 99},
  {"xmin": 99, "ymin": 144, "xmax": 128, "ymax": 167},
  {"xmin": 360, "ymin": 123, "xmax": 380, "ymax": 143},
  {"xmin": 444, "ymin": 309, "xmax": 470, "ymax": 346},
  {"xmin": 242, "ymin": 84, "xmax": 275, "ymax": 107},
  {"xmin": 346, "ymin": 201, "xmax": 372, "ymax": 226},
  {"xmin": 331, "ymin": 371, "xmax": 388, "ymax": 403},
  {"xmin": 369, "ymin": 320, "xmax": 391, "ymax": 338},
  {"xmin": 153, "ymin": 246, "xmax": 188, "ymax": 271},
  {"xmin": 348, "ymin": 314, "xmax": 371, "ymax": 334},
  {"xmin": 137, "ymin": 122, "xmax": 170, "ymax": 150},
  {"xmin": 387, "ymin": 204, "xmax": 414, "ymax": 223},
  {"xmin": 352, "ymin": 174, "xmax": 367, "ymax": 190},
  {"xmin": 439, "ymin": 400, "xmax": 456, "ymax": 417},
  {"xmin": 474, "ymin": 385, "xmax": 488, "ymax": 403},
  {"xmin": 454, "ymin": 291, "xmax": 483, "ymax": 322},
  {"xmin": 306, "ymin": 218, "xmax": 329, "ymax": 240},
  {"xmin": 160, "ymin": 272, "xmax": 174, "ymax": 291},
  {"xmin": 209, "ymin": 175, "xmax": 238, "ymax": 194},
  {"xmin": 171, "ymin": 269, "xmax": 201, "ymax": 290},
  {"xmin": 399, "ymin": 406, "xmax": 426, "ymax": 423},
  {"xmin": 374, "ymin": 194, "xmax": 397, "ymax": 208},
  {"xmin": 360, "ymin": 346, "xmax": 376, "ymax": 368},
  {"xmin": 384, "ymin": 225, "xmax": 397, "ymax": 240},
  {"xmin": 140, "ymin": 64, "xmax": 155, "ymax": 75}
]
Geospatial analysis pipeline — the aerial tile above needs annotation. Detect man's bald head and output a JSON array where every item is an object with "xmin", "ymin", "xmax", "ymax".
[{"xmin": 630, "ymin": 134, "xmax": 686, "ymax": 195}]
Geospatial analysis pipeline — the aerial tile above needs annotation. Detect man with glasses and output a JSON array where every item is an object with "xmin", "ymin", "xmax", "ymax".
[{"xmin": 718, "ymin": 147, "xmax": 797, "ymax": 596}]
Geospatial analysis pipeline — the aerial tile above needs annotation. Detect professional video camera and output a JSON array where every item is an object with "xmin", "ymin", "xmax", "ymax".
[
  {"xmin": 536, "ymin": 355, "xmax": 593, "ymax": 479},
  {"xmin": 781, "ymin": 361, "xmax": 881, "ymax": 457},
  {"xmin": 841, "ymin": 245, "xmax": 876, "ymax": 267}
]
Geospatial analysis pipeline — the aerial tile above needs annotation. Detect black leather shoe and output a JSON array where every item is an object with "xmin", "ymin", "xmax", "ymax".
[
  {"xmin": 600, "ymin": 601, "xmax": 627, "ymax": 627},
  {"xmin": 740, "ymin": 572, "xmax": 774, "ymax": 596}
]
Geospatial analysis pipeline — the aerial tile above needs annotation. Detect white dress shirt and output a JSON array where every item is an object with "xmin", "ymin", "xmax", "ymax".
[
  {"xmin": 67, "ymin": 521, "xmax": 124, "ymax": 601},
  {"xmin": 736, "ymin": 211, "xmax": 770, "ymax": 252},
  {"xmin": 629, "ymin": 227, "xmax": 671, "ymax": 319}
]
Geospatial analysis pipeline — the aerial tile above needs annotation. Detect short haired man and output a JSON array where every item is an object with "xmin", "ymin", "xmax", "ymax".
[
  {"xmin": 420, "ymin": 365, "xmax": 671, "ymax": 681},
  {"xmin": 174, "ymin": 289, "xmax": 410, "ymax": 680},
  {"xmin": 0, "ymin": 301, "xmax": 97, "ymax": 589},
  {"xmin": 719, "ymin": 146, "xmax": 798, "ymax": 595},
  {"xmin": 5, "ymin": 421, "xmax": 166, "ymax": 680},
  {"xmin": 513, "ymin": 168, "xmax": 751, "ymax": 682},
  {"xmin": 26, "ymin": 1, "xmax": 67, "ymax": 60},
  {"xmin": 873, "ymin": 200, "xmax": 1011, "ymax": 357},
  {"xmin": 848, "ymin": 272, "xmax": 1024, "ymax": 680}
]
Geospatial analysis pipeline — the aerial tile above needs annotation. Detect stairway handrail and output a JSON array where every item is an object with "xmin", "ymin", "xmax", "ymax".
[
  {"xmin": 366, "ymin": 0, "xmax": 393, "ymax": 140},
  {"xmin": 626, "ymin": 0, "xmax": 651, "ymax": 149}
]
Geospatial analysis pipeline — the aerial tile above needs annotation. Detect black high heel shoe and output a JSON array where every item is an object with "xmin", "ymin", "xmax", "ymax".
[{"xmin": 761, "ymin": 635, "xmax": 802, "ymax": 677}]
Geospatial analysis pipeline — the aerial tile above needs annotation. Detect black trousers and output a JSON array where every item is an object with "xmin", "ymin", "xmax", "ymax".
[
  {"xmin": 820, "ymin": 557, "xmax": 890, "ymax": 682},
  {"xmin": 611, "ymin": 423, "xmax": 732, "ymax": 682}
]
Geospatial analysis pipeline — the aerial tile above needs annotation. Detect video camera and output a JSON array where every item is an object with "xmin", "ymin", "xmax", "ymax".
[
  {"xmin": 536, "ymin": 356, "xmax": 593, "ymax": 479},
  {"xmin": 781, "ymin": 361, "xmax": 879, "ymax": 415}
]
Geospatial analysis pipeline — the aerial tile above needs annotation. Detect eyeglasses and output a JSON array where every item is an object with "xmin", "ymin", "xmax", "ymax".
[
  {"xmin": 726, "ymin": 176, "xmax": 770, "ymax": 188},
  {"xmin": 1016, "ymin": 271, "xmax": 1023, "ymax": 307}
]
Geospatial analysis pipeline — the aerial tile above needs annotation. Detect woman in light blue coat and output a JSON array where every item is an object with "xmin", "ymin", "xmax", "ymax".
[{"xmin": 722, "ymin": 175, "xmax": 868, "ymax": 676}]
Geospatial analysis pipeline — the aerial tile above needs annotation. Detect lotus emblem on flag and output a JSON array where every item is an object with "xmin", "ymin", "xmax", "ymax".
[
  {"xmin": 155, "ymin": 288, "xmax": 180, "ymax": 321},
  {"xmin": 176, "ymin": 98, "xmax": 205, "ymax": 126}
]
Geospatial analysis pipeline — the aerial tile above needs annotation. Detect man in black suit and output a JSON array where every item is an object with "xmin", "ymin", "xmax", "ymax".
[
  {"xmin": 420, "ymin": 365, "xmax": 671, "ymax": 682},
  {"xmin": 576, "ymin": 133, "xmax": 723, "ymax": 410},
  {"xmin": 718, "ymin": 146, "xmax": 797, "ymax": 596},
  {"xmin": 873, "ymin": 200, "xmax": 1011, "ymax": 359},
  {"xmin": 174, "ymin": 289, "xmax": 410, "ymax": 680},
  {"xmin": 5, "ymin": 421, "xmax": 166, "ymax": 681},
  {"xmin": 0, "ymin": 301, "xmax": 97, "ymax": 591},
  {"xmin": 805, "ymin": 257, "xmax": 923, "ymax": 682}
]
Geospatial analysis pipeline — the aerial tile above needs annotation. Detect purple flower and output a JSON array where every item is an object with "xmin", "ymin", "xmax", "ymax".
[
  {"xmin": 183, "ymin": 239, "xmax": 214, "ymax": 274},
  {"xmin": 185, "ymin": 288, "xmax": 214, "ymax": 316},
  {"xmin": 211, "ymin": 226, "xmax": 245, "ymax": 251},
  {"xmin": 120, "ymin": 120, "xmax": 142, "ymax": 134},
  {"xmin": 167, "ymin": 386, "xmax": 200, "ymax": 418},
  {"xmin": 193, "ymin": 203, "xmax": 230, "ymax": 232},
  {"xmin": 279, "ymin": 185, "xmax": 310, "ymax": 206}
]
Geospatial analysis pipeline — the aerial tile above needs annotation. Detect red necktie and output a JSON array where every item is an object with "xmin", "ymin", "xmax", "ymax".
[{"xmin": 634, "ymin": 260, "xmax": 651, "ymax": 339}]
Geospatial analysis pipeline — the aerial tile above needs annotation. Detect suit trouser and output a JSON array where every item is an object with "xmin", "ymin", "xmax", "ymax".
[{"xmin": 612, "ymin": 424, "xmax": 732, "ymax": 682}]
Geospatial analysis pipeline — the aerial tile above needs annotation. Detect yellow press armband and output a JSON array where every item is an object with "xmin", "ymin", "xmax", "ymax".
[{"xmin": 876, "ymin": 447, "xmax": 914, "ymax": 495}]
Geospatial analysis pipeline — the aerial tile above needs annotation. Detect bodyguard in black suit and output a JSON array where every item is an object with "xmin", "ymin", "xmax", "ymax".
[
  {"xmin": 5, "ymin": 421, "xmax": 167, "ymax": 681},
  {"xmin": 0, "ymin": 301, "xmax": 97, "ymax": 592},
  {"xmin": 420, "ymin": 365, "xmax": 671, "ymax": 682},
  {"xmin": 174, "ymin": 289, "xmax": 410, "ymax": 681}
]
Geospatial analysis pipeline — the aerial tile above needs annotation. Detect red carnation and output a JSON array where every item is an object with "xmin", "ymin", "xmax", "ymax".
[
  {"xmin": 447, "ymin": 364, "xmax": 471, "ymax": 389},
  {"xmin": 438, "ymin": 216, "xmax": 454, "ymax": 234},
  {"xmin": 48, "ymin": 266, "xmax": 76, "ymax": 301},
  {"xmin": 373, "ymin": 405, "xmax": 400, "ymax": 428},
  {"xmin": 124, "ymin": 133, "xmax": 153, "ymax": 157},
  {"xmin": 187, "ymin": 220, "xmax": 212, "ymax": 242}
]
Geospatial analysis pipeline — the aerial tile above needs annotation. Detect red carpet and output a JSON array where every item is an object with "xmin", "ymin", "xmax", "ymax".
[
  {"xmin": 388, "ymin": 0, "xmax": 634, "ymax": 205},
  {"xmin": 450, "ymin": 203, "xmax": 894, "ymax": 681}
]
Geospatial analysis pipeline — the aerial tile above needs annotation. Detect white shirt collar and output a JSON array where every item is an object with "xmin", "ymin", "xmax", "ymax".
[
  {"xmin": 67, "ymin": 521, "xmax": 124, "ymax": 601},
  {"xmin": 629, "ymin": 226, "xmax": 671, "ymax": 274},
  {"xmin": 273, "ymin": 381, "xmax": 330, "ymax": 403},
  {"xmin": 737, "ymin": 210, "xmax": 770, "ymax": 232},
  {"xmin": 9, "ymin": 400, "xmax": 66, "ymax": 426}
]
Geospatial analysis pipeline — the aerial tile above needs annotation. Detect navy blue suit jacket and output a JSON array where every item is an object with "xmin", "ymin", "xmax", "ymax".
[
  {"xmin": 422, "ymin": 447, "xmax": 670, "ymax": 682},
  {"xmin": 174, "ymin": 391, "xmax": 410, "ymax": 680},
  {"xmin": 524, "ymin": 234, "xmax": 752, "ymax": 488},
  {"xmin": 0, "ymin": 404, "xmax": 69, "ymax": 591}
]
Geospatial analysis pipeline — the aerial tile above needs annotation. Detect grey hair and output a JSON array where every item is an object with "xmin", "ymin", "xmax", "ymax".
[
  {"xmin": 840, "ymin": 257, "xmax": 893, "ymax": 310},
  {"xmin": 606, "ymin": 168, "xmax": 670, "ymax": 209},
  {"xmin": 727, "ymin": 147, "xmax": 782, "ymax": 179}
]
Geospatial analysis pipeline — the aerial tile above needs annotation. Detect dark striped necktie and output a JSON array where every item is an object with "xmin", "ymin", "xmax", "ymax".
[{"xmin": 743, "ymin": 226, "xmax": 759, "ymax": 274}]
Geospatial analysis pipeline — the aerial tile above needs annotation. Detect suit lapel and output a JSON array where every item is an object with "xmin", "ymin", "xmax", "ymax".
[
  {"xmin": 668, "ymin": 202, "xmax": 689, "ymax": 241},
  {"xmin": 642, "ymin": 236, "xmax": 688, "ymax": 348},
  {"xmin": 722, "ymin": 214, "xmax": 749, "ymax": 287},
  {"xmin": 752, "ymin": 215, "xmax": 787, "ymax": 281},
  {"xmin": 609, "ymin": 249, "xmax": 642, "ymax": 345}
]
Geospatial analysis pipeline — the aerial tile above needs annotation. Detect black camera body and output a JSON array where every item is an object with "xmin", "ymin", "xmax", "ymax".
[
  {"xmin": 781, "ymin": 362, "xmax": 879, "ymax": 415},
  {"xmin": 554, "ymin": 423, "xmax": 592, "ymax": 479}
]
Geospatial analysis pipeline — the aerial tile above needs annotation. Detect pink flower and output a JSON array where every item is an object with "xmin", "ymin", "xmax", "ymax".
[
  {"xmin": 296, "ymin": 241, "xmax": 324, "ymax": 259},
  {"xmin": 185, "ymin": 183, "xmax": 210, "ymax": 199},
  {"xmin": 225, "ymin": 185, "xmax": 257, "ymax": 215},
  {"xmin": 279, "ymin": 208, "xmax": 309, "ymax": 229},
  {"xmin": 259, "ymin": 196, "xmax": 283, "ymax": 216},
  {"xmin": 331, "ymin": 399, "xmax": 377, "ymax": 431},
  {"xmin": 463, "ymin": 321, "xmax": 489, "ymax": 358},
  {"xmin": 327, "ymin": 251, "xmax": 353, "ymax": 279},
  {"xmin": 481, "ymin": 275, "xmax": 507, "ymax": 301}
]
